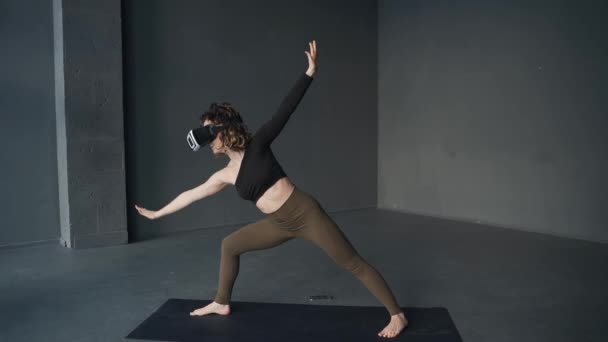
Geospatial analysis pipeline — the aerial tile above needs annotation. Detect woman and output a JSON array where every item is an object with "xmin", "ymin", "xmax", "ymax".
[{"xmin": 135, "ymin": 40, "xmax": 408, "ymax": 338}]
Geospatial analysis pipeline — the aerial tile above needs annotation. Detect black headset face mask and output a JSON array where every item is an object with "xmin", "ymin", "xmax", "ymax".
[{"xmin": 186, "ymin": 125, "xmax": 224, "ymax": 151}]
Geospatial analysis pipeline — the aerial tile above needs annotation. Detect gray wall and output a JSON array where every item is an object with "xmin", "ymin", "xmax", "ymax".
[
  {"xmin": 378, "ymin": 0, "xmax": 608, "ymax": 243},
  {"xmin": 0, "ymin": 0, "xmax": 58, "ymax": 247},
  {"xmin": 8, "ymin": 0, "xmax": 603, "ymax": 247},
  {"xmin": 123, "ymin": 0, "xmax": 378, "ymax": 240}
]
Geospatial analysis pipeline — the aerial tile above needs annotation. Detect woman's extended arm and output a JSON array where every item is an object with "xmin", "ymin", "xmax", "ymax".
[
  {"xmin": 135, "ymin": 170, "xmax": 228, "ymax": 220},
  {"xmin": 255, "ymin": 40, "xmax": 318, "ymax": 147}
]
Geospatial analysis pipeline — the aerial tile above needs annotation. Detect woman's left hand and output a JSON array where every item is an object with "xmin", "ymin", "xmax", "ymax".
[{"xmin": 305, "ymin": 40, "xmax": 318, "ymax": 76}]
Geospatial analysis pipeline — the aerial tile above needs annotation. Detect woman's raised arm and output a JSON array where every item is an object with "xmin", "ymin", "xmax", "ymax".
[{"xmin": 254, "ymin": 40, "xmax": 318, "ymax": 147}]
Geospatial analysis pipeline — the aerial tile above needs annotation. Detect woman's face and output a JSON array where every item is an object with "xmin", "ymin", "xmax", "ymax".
[{"xmin": 203, "ymin": 119, "xmax": 224, "ymax": 154}]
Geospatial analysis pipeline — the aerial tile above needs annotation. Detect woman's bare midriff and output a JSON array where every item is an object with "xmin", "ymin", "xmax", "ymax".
[
  {"xmin": 254, "ymin": 177, "xmax": 295, "ymax": 214},
  {"xmin": 227, "ymin": 161, "xmax": 295, "ymax": 215}
]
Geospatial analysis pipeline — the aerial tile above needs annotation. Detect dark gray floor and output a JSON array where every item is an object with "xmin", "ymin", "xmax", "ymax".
[{"xmin": 1, "ymin": 208, "xmax": 607, "ymax": 342}]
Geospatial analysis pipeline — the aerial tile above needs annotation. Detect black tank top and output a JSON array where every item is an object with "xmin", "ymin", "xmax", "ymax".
[{"xmin": 235, "ymin": 72, "xmax": 314, "ymax": 202}]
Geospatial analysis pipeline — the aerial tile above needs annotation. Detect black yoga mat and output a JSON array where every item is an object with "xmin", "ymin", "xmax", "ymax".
[{"xmin": 126, "ymin": 298, "xmax": 462, "ymax": 342}]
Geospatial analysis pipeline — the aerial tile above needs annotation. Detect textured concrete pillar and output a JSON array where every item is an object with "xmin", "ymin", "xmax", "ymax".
[{"xmin": 53, "ymin": 0, "xmax": 127, "ymax": 248}]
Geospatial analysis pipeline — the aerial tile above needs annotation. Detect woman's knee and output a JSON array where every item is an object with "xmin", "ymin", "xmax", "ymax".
[
  {"xmin": 337, "ymin": 253, "xmax": 366, "ymax": 275},
  {"xmin": 221, "ymin": 235, "xmax": 240, "ymax": 255}
]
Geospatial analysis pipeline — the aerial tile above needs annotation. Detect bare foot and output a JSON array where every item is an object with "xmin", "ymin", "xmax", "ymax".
[
  {"xmin": 189, "ymin": 301, "xmax": 231, "ymax": 316},
  {"xmin": 378, "ymin": 312, "xmax": 408, "ymax": 338}
]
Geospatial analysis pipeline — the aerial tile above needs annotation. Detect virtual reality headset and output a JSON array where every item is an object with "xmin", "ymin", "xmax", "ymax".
[{"xmin": 186, "ymin": 125, "xmax": 225, "ymax": 151}]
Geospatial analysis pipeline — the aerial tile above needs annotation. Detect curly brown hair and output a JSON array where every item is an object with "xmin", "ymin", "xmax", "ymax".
[{"xmin": 199, "ymin": 102, "xmax": 253, "ymax": 152}]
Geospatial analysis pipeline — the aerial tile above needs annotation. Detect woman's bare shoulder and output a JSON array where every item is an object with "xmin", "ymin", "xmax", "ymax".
[{"xmin": 213, "ymin": 162, "xmax": 240, "ymax": 186}]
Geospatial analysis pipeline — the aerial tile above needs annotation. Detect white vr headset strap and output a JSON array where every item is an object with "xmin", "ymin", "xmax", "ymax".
[{"xmin": 186, "ymin": 129, "xmax": 200, "ymax": 151}]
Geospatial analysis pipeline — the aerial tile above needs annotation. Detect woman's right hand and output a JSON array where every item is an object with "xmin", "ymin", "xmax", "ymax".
[{"xmin": 135, "ymin": 204, "xmax": 158, "ymax": 220}]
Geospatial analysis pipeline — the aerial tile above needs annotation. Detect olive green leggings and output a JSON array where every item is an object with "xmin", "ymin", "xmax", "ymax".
[{"xmin": 214, "ymin": 186, "xmax": 403, "ymax": 316}]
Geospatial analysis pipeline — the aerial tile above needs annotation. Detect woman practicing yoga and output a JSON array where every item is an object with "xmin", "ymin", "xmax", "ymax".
[{"xmin": 135, "ymin": 40, "xmax": 408, "ymax": 338}]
